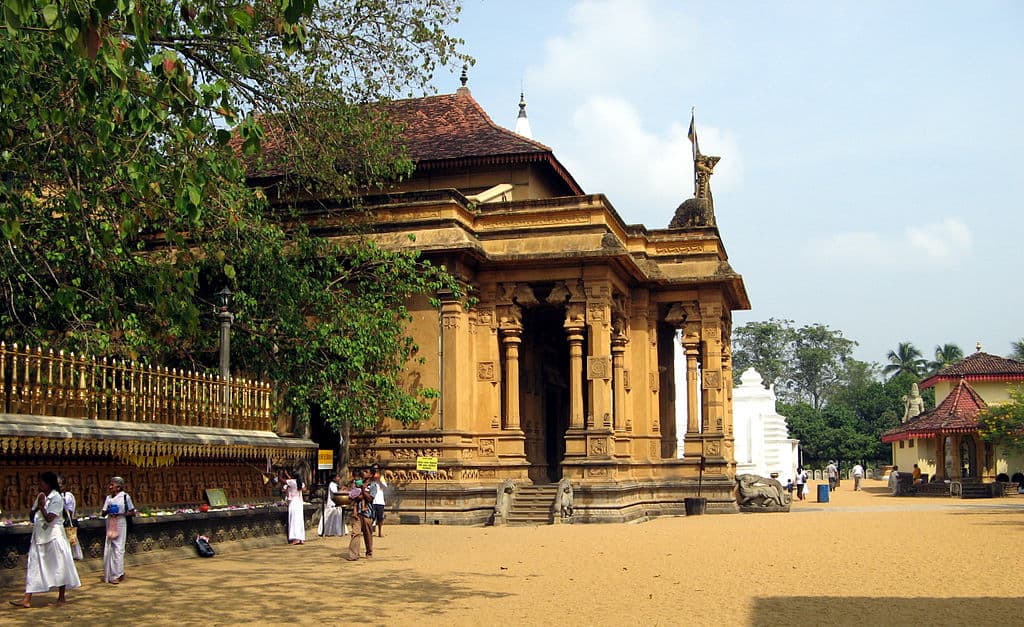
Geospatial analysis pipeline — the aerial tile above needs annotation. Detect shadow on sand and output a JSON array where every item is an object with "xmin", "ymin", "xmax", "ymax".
[{"xmin": 750, "ymin": 596, "xmax": 1024, "ymax": 627}]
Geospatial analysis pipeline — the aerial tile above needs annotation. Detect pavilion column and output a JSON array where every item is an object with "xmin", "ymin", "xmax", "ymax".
[
  {"xmin": 950, "ymin": 435, "xmax": 962, "ymax": 479},
  {"xmin": 565, "ymin": 320, "xmax": 585, "ymax": 430},
  {"xmin": 611, "ymin": 335, "xmax": 627, "ymax": 431},
  {"xmin": 684, "ymin": 342, "xmax": 700, "ymax": 435},
  {"xmin": 934, "ymin": 436, "xmax": 946, "ymax": 481},
  {"xmin": 500, "ymin": 326, "xmax": 522, "ymax": 431}
]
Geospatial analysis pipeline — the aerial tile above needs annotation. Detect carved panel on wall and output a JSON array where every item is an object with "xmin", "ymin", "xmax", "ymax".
[
  {"xmin": 649, "ymin": 441, "xmax": 659, "ymax": 457},
  {"xmin": 587, "ymin": 356, "xmax": 611, "ymax": 380},
  {"xmin": 623, "ymin": 369, "xmax": 631, "ymax": 391},
  {"xmin": 478, "ymin": 439, "xmax": 496, "ymax": 457},
  {"xmin": 702, "ymin": 370, "xmax": 722, "ymax": 389},
  {"xmin": 391, "ymin": 448, "xmax": 441, "ymax": 460},
  {"xmin": 477, "ymin": 361, "xmax": 496, "ymax": 381},
  {"xmin": 479, "ymin": 469, "xmax": 496, "ymax": 479},
  {"xmin": 589, "ymin": 438, "xmax": 608, "ymax": 456},
  {"xmin": 587, "ymin": 467, "xmax": 608, "ymax": 478},
  {"xmin": 704, "ymin": 440, "xmax": 722, "ymax": 457}
]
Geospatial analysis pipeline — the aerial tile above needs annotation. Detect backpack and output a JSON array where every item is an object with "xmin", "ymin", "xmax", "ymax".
[{"xmin": 195, "ymin": 535, "xmax": 215, "ymax": 558}]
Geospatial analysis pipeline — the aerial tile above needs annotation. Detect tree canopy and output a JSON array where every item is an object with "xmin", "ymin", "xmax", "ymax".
[
  {"xmin": 977, "ymin": 386, "xmax": 1024, "ymax": 452},
  {"xmin": 0, "ymin": 0, "xmax": 471, "ymax": 431},
  {"xmin": 882, "ymin": 342, "xmax": 926, "ymax": 380}
]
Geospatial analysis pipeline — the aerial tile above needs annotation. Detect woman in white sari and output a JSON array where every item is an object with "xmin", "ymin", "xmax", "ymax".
[
  {"xmin": 319, "ymin": 473, "xmax": 346, "ymax": 537},
  {"xmin": 281, "ymin": 469, "xmax": 305, "ymax": 545},
  {"xmin": 102, "ymin": 476, "xmax": 136, "ymax": 584},
  {"xmin": 9, "ymin": 471, "xmax": 81, "ymax": 608}
]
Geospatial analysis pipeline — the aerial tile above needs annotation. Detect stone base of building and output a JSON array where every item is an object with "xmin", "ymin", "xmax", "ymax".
[{"xmin": 386, "ymin": 477, "xmax": 739, "ymax": 526}]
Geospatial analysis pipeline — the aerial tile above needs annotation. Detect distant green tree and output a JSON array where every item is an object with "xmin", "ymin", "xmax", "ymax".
[
  {"xmin": 731, "ymin": 318, "xmax": 796, "ymax": 389},
  {"xmin": 789, "ymin": 323, "xmax": 856, "ymax": 410},
  {"xmin": 928, "ymin": 343, "xmax": 964, "ymax": 375},
  {"xmin": 883, "ymin": 342, "xmax": 926, "ymax": 380},
  {"xmin": 977, "ymin": 386, "xmax": 1024, "ymax": 450}
]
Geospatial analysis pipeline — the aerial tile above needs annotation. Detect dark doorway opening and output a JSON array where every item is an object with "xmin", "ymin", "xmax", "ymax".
[{"xmin": 521, "ymin": 305, "xmax": 569, "ymax": 483}]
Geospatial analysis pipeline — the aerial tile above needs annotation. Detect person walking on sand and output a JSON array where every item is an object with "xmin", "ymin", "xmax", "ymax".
[
  {"xmin": 9, "ymin": 472, "xmax": 81, "ymax": 608},
  {"xmin": 852, "ymin": 463, "xmax": 864, "ymax": 491},
  {"xmin": 320, "ymin": 472, "xmax": 345, "ymax": 537},
  {"xmin": 370, "ymin": 464, "xmax": 387, "ymax": 538},
  {"xmin": 889, "ymin": 466, "xmax": 901, "ymax": 495},
  {"xmin": 346, "ymin": 469, "xmax": 373, "ymax": 561},
  {"xmin": 102, "ymin": 476, "xmax": 136, "ymax": 584},
  {"xmin": 826, "ymin": 460, "xmax": 839, "ymax": 492},
  {"xmin": 795, "ymin": 466, "xmax": 807, "ymax": 501},
  {"xmin": 281, "ymin": 469, "xmax": 305, "ymax": 545}
]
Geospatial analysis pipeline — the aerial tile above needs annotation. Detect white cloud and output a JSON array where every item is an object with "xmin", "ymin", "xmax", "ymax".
[
  {"xmin": 808, "ymin": 218, "xmax": 973, "ymax": 268},
  {"xmin": 526, "ymin": 0, "xmax": 685, "ymax": 93},
  {"xmin": 559, "ymin": 95, "xmax": 742, "ymax": 223}
]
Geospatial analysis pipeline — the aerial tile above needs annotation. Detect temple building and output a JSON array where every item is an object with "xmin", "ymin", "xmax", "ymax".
[
  {"xmin": 305, "ymin": 78, "xmax": 751, "ymax": 522},
  {"xmin": 883, "ymin": 348, "xmax": 1024, "ymax": 483}
]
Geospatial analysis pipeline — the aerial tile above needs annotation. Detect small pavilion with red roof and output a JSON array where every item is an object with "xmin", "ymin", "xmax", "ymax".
[{"xmin": 883, "ymin": 349, "xmax": 1024, "ymax": 482}]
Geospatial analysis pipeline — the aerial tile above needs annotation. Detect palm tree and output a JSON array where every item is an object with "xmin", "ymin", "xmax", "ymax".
[
  {"xmin": 1011, "ymin": 338, "xmax": 1024, "ymax": 362},
  {"xmin": 928, "ymin": 343, "xmax": 964, "ymax": 374},
  {"xmin": 883, "ymin": 342, "xmax": 925, "ymax": 380}
]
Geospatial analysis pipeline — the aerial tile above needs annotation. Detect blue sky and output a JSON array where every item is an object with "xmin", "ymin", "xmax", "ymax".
[{"xmin": 440, "ymin": 0, "xmax": 1023, "ymax": 366}]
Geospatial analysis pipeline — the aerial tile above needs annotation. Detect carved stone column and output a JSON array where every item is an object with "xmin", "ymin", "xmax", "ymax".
[
  {"xmin": 565, "ymin": 318, "xmax": 585, "ymax": 430},
  {"xmin": 501, "ymin": 326, "xmax": 522, "ymax": 432},
  {"xmin": 611, "ymin": 335, "xmax": 627, "ymax": 431},
  {"xmin": 439, "ymin": 290, "xmax": 463, "ymax": 431},
  {"xmin": 934, "ymin": 436, "xmax": 946, "ymax": 481},
  {"xmin": 700, "ymin": 302, "xmax": 724, "ymax": 434}
]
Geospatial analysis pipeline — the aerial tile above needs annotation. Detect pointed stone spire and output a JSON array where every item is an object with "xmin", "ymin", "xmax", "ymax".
[
  {"xmin": 456, "ymin": 64, "xmax": 470, "ymax": 95},
  {"xmin": 514, "ymin": 91, "xmax": 533, "ymax": 138}
]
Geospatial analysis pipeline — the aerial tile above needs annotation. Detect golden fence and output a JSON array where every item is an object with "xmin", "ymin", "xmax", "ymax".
[{"xmin": 0, "ymin": 342, "xmax": 272, "ymax": 431}]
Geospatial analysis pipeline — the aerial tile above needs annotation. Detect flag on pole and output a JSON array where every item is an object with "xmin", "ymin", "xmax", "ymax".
[{"xmin": 687, "ymin": 110, "xmax": 699, "ymax": 156}]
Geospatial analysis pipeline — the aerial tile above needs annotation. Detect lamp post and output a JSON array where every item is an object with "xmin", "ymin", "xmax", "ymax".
[
  {"xmin": 216, "ymin": 287, "xmax": 234, "ymax": 380},
  {"xmin": 217, "ymin": 287, "xmax": 233, "ymax": 428}
]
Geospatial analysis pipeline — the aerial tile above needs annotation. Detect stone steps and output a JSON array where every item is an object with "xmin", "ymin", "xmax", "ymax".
[{"xmin": 507, "ymin": 484, "xmax": 557, "ymax": 525}]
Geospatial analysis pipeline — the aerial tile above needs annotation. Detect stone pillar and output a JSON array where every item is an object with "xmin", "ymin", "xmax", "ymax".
[
  {"xmin": 585, "ymin": 282, "xmax": 613, "ymax": 431},
  {"xmin": 501, "ymin": 326, "xmax": 522, "ymax": 431},
  {"xmin": 439, "ymin": 291, "xmax": 463, "ymax": 431},
  {"xmin": 934, "ymin": 436, "xmax": 946, "ymax": 481},
  {"xmin": 611, "ymin": 335, "xmax": 627, "ymax": 431},
  {"xmin": 565, "ymin": 319, "xmax": 585, "ymax": 430},
  {"xmin": 684, "ymin": 341, "xmax": 700, "ymax": 435},
  {"xmin": 950, "ymin": 435, "xmax": 962, "ymax": 480}
]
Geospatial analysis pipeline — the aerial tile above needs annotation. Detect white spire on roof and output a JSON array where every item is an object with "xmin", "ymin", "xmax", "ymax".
[{"xmin": 514, "ymin": 91, "xmax": 533, "ymax": 139}]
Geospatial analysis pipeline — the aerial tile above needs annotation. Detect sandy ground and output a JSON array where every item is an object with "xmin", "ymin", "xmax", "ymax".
[{"xmin": 4, "ymin": 480, "xmax": 1024, "ymax": 626}]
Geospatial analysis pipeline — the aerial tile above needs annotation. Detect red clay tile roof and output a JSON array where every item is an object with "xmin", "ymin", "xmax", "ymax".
[
  {"xmin": 882, "ymin": 378, "xmax": 988, "ymax": 442},
  {"xmin": 235, "ymin": 90, "xmax": 584, "ymax": 194},
  {"xmin": 920, "ymin": 352, "xmax": 1024, "ymax": 389}
]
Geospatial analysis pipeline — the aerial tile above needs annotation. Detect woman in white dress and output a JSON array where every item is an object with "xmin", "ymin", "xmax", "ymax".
[
  {"xmin": 281, "ymin": 469, "xmax": 305, "ymax": 545},
  {"xmin": 9, "ymin": 471, "xmax": 81, "ymax": 608},
  {"xmin": 319, "ymin": 473, "xmax": 346, "ymax": 537},
  {"xmin": 60, "ymin": 479, "xmax": 83, "ymax": 561},
  {"xmin": 102, "ymin": 476, "xmax": 136, "ymax": 584}
]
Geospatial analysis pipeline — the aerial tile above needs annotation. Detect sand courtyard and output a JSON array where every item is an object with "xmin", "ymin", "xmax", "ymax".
[{"xmin": 4, "ymin": 480, "xmax": 1024, "ymax": 626}]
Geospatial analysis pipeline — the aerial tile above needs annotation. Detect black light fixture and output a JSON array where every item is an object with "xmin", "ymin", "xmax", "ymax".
[{"xmin": 217, "ymin": 286, "xmax": 233, "ymax": 311}]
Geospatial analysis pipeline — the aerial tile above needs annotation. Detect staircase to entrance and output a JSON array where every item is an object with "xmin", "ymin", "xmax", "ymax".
[{"xmin": 507, "ymin": 484, "xmax": 558, "ymax": 525}]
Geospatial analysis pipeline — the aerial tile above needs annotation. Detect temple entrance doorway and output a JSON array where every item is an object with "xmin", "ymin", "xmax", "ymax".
[{"xmin": 519, "ymin": 304, "xmax": 571, "ymax": 483}]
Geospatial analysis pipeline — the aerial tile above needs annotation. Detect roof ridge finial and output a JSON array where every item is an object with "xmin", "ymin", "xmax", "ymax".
[
  {"xmin": 518, "ymin": 90, "xmax": 527, "ymax": 118},
  {"xmin": 977, "ymin": 341, "xmax": 982, "ymax": 353},
  {"xmin": 513, "ymin": 86, "xmax": 533, "ymax": 139},
  {"xmin": 460, "ymin": 64, "xmax": 468, "ymax": 87}
]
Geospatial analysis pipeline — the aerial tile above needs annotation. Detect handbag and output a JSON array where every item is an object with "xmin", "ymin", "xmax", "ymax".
[
  {"xmin": 123, "ymin": 493, "xmax": 136, "ymax": 534},
  {"xmin": 63, "ymin": 508, "xmax": 79, "ymax": 547}
]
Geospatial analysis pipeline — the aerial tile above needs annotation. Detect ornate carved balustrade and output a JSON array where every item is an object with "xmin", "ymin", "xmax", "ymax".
[{"xmin": 0, "ymin": 342, "xmax": 271, "ymax": 431}]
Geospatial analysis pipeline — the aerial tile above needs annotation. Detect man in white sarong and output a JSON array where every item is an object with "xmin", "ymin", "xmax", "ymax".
[{"xmin": 10, "ymin": 471, "xmax": 81, "ymax": 608}]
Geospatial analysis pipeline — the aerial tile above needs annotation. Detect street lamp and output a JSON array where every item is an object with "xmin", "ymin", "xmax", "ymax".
[{"xmin": 216, "ymin": 287, "xmax": 234, "ymax": 381}]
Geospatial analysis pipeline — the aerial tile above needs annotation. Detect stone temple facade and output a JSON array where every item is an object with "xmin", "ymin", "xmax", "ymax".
[{"xmin": 263, "ymin": 84, "xmax": 751, "ymax": 522}]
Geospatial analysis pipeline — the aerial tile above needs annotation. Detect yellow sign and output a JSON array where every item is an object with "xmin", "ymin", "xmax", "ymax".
[
  {"xmin": 416, "ymin": 456, "xmax": 439, "ymax": 472},
  {"xmin": 317, "ymin": 449, "xmax": 334, "ymax": 470}
]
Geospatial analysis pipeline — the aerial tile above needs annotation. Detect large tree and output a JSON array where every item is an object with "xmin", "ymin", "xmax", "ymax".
[
  {"xmin": 977, "ymin": 386, "xmax": 1024, "ymax": 451},
  {"xmin": 0, "ymin": 0, "xmax": 471, "ymax": 431},
  {"xmin": 1011, "ymin": 339, "xmax": 1024, "ymax": 361},
  {"xmin": 731, "ymin": 318, "xmax": 796, "ymax": 390}
]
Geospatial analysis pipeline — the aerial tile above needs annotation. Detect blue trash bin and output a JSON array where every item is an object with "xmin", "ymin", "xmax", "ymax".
[{"xmin": 817, "ymin": 483, "xmax": 830, "ymax": 503}]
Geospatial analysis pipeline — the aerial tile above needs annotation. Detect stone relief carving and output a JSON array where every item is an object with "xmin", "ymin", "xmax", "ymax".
[
  {"xmin": 587, "ymin": 356, "xmax": 611, "ymax": 380},
  {"xmin": 547, "ymin": 282, "xmax": 570, "ymax": 305},
  {"xmin": 554, "ymin": 478, "xmax": 574, "ymax": 523},
  {"xmin": 512, "ymin": 283, "xmax": 539, "ymax": 307},
  {"xmin": 477, "ymin": 361, "xmax": 496, "ymax": 381},
  {"xmin": 492, "ymin": 479, "xmax": 516, "ymax": 525},
  {"xmin": 590, "ymin": 438, "xmax": 608, "ymax": 456},
  {"xmin": 702, "ymin": 370, "xmax": 722, "ymax": 389},
  {"xmin": 704, "ymin": 440, "xmax": 721, "ymax": 457},
  {"xmin": 478, "ymin": 438, "xmax": 496, "ymax": 457}
]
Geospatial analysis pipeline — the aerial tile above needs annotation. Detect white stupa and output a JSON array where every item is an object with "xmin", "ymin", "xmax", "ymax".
[
  {"xmin": 513, "ymin": 92, "xmax": 533, "ymax": 139},
  {"xmin": 733, "ymin": 368, "xmax": 799, "ymax": 482}
]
